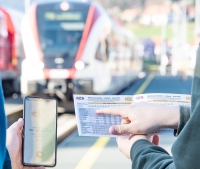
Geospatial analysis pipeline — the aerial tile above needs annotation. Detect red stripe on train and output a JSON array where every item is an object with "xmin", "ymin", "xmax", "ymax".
[
  {"xmin": 74, "ymin": 4, "xmax": 101, "ymax": 62},
  {"xmin": 0, "ymin": 7, "xmax": 17, "ymax": 70}
]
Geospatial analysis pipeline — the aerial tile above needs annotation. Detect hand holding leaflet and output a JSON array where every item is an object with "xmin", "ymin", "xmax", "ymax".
[
  {"xmin": 96, "ymin": 103, "xmax": 180, "ymax": 135},
  {"xmin": 74, "ymin": 94, "xmax": 191, "ymax": 137}
]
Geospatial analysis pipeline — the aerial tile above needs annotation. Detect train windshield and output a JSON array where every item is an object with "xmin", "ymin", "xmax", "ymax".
[{"xmin": 36, "ymin": 4, "xmax": 89, "ymax": 68}]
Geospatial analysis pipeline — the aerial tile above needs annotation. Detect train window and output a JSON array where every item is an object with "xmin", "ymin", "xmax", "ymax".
[
  {"xmin": 95, "ymin": 41, "xmax": 109, "ymax": 62},
  {"xmin": 37, "ymin": 10, "xmax": 88, "ymax": 47},
  {"xmin": 36, "ymin": 7, "xmax": 89, "ymax": 69},
  {"xmin": 95, "ymin": 44, "xmax": 101, "ymax": 61},
  {"xmin": 95, "ymin": 33, "xmax": 109, "ymax": 62}
]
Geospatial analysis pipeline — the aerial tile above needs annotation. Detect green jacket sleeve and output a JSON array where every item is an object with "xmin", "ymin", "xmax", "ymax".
[
  {"xmin": 131, "ymin": 106, "xmax": 190, "ymax": 169},
  {"xmin": 131, "ymin": 140, "xmax": 174, "ymax": 169},
  {"xmin": 171, "ymin": 46, "xmax": 200, "ymax": 168}
]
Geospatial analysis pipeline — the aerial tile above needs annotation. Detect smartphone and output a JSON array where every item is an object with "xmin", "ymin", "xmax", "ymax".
[{"xmin": 22, "ymin": 96, "xmax": 57, "ymax": 167}]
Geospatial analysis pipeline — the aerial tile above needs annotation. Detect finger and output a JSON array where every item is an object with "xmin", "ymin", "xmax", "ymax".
[
  {"xmin": 8, "ymin": 118, "xmax": 24, "ymax": 134},
  {"xmin": 152, "ymin": 135, "xmax": 160, "ymax": 145},
  {"xmin": 96, "ymin": 106, "xmax": 128, "ymax": 117},
  {"xmin": 18, "ymin": 127, "xmax": 23, "ymax": 141},
  {"xmin": 109, "ymin": 123, "xmax": 132, "ymax": 135}
]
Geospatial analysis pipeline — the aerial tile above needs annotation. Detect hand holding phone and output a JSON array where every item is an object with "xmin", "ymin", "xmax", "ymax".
[
  {"xmin": 6, "ymin": 118, "xmax": 46, "ymax": 169},
  {"xmin": 23, "ymin": 96, "xmax": 57, "ymax": 167}
]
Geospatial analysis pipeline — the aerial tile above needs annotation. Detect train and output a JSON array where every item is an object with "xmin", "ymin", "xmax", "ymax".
[
  {"xmin": 20, "ymin": 0, "xmax": 143, "ymax": 101},
  {"xmin": 0, "ymin": 6, "xmax": 24, "ymax": 96}
]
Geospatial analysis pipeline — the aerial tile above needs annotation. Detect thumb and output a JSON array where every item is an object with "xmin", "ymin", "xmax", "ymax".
[
  {"xmin": 109, "ymin": 124, "xmax": 132, "ymax": 135},
  {"xmin": 8, "ymin": 118, "xmax": 24, "ymax": 134},
  {"xmin": 152, "ymin": 135, "xmax": 159, "ymax": 145}
]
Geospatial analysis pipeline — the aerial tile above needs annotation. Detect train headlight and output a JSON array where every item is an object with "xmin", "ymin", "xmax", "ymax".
[
  {"xmin": 75, "ymin": 60, "xmax": 85, "ymax": 70},
  {"xmin": 60, "ymin": 2, "xmax": 70, "ymax": 11}
]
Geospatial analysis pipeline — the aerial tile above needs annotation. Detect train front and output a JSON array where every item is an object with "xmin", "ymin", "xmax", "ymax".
[{"xmin": 21, "ymin": 1, "xmax": 90, "ymax": 100}]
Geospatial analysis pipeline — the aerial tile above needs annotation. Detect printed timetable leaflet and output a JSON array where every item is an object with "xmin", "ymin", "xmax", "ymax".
[
  {"xmin": 74, "ymin": 94, "xmax": 191, "ymax": 137},
  {"xmin": 74, "ymin": 95, "xmax": 132, "ymax": 137}
]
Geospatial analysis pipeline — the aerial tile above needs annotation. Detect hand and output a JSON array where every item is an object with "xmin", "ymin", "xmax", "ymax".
[
  {"xmin": 6, "ymin": 118, "xmax": 45, "ymax": 169},
  {"xmin": 96, "ymin": 103, "xmax": 179, "ymax": 135},
  {"xmin": 117, "ymin": 134, "xmax": 159, "ymax": 159}
]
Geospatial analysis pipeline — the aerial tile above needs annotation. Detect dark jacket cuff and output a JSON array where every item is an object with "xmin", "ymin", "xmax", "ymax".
[{"xmin": 174, "ymin": 106, "xmax": 190, "ymax": 136}]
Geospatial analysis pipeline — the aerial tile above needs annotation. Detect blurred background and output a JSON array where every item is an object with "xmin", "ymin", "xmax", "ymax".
[
  {"xmin": 0, "ymin": 0, "xmax": 198, "ymax": 99},
  {"xmin": 0, "ymin": 0, "xmax": 197, "ymax": 168}
]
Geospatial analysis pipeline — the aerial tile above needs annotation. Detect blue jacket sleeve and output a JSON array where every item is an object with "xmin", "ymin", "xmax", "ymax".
[
  {"xmin": 3, "ymin": 149, "xmax": 11, "ymax": 169},
  {"xmin": 0, "ymin": 79, "xmax": 11, "ymax": 169}
]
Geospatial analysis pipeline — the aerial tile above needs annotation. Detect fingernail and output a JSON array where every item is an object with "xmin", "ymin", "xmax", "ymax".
[
  {"xmin": 110, "ymin": 126, "xmax": 118, "ymax": 135},
  {"xmin": 18, "ymin": 118, "xmax": 23, "ymax": 122}
]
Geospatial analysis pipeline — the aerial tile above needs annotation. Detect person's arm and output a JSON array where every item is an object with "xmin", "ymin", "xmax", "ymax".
[
  {"xmin": 129, "ymin": 98, "xmax": 198, "ymax": 169},
  {"xmin": 96, "ymin": 103, "xmax": 190, "ymax": 169},
  {"xmin": 116, "ymin": 135, "xmax": 174, "ymax": 169},
  {"xmin": 96, "ymin": 103, "xmax": 180, "ymax": 135},
  {"xmin": 96, "ymin": 103, "xmax": 191, "ymax": 136},
  {"xmin": 122, "ymin": 46, "xmax": 200, "ymax": 169}
]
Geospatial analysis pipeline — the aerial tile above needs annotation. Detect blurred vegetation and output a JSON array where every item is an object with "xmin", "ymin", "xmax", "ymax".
[
  {"xmin": 126, "ymin": 21, "xmax": 195, "ymax": 72},
  {"xmin": 125, "ymin": 21, "xmax": 196, "ymax": 72},
  {"xmin": 142, "ymin": 59, "xmax": 160, "ymax": 72},
  {"xmin": 97, "ymin": 0, "xmax": 145, "ymax": 9},
  {"xmin": 127, "ymin": 22, "xmax": 195, "ymax": 45}
]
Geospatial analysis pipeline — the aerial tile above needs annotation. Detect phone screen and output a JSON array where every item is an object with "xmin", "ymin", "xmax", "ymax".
[{"xmin": 23, "ymin": 97, "xmax": 57, "ymax": 167}]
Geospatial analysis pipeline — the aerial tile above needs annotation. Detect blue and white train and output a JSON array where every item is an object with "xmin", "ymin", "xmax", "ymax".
[{"xmin": 20, "ymin": 0, "xmax": 143, "ymax": 100}]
